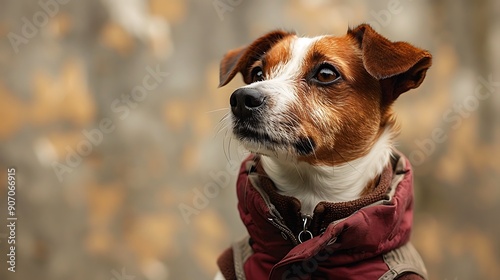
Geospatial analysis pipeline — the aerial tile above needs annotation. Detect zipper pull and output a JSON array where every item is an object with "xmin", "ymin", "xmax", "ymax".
[{"xmin": 298, "ymin": 214, "xmax": 313, "ymax": 243}]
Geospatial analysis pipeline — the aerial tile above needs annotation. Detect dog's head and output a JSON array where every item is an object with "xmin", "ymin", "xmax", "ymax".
[{"xmin": 219, "ymin": 24, "xmax": 431, "ymax": 165}]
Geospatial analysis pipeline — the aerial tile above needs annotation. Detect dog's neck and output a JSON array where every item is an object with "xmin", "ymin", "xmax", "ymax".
[{"xmin": 260, "ymin": 128, "xmax": 394, "ymax": 215}]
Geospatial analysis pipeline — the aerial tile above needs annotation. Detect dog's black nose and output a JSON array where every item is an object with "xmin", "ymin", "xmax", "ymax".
[{"xmin": 230, "ymin": 88, "xmax": 265, "ymax": 119}]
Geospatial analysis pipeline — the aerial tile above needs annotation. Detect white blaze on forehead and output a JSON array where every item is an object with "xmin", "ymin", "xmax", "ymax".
[
  {"xmin": 269, "ymin": 36, "xmax": 319, "ymax": 80},
  {"xmin": 243, "ymin": 36, "xmax": 319, "ymax": 114}
]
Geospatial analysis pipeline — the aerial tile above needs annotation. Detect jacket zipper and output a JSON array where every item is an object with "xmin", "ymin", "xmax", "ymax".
[
  {"xmin": 267, "ymin": 217, "xmax": 299, "ymax": 245},
  {"xmin": 267, "ymin": 212, "xmax": 315, "ymax": 245},
  {"xmin": 250, "ymin": 173, "xmax": 301, "ymax": 246},
  {"xmin": 298, "ymin": 214, "xmax": 313, "ymax": 243}
]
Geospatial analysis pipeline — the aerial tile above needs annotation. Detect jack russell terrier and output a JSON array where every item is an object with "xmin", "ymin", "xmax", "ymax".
[{"xmin": 215, "ymin": 24, "xmax": 432, "ymax": 280}]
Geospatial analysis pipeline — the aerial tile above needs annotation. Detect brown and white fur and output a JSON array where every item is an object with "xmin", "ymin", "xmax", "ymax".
[{"xmin": 215, "ymin": 24, "xmax": 431, "ymax": 279}]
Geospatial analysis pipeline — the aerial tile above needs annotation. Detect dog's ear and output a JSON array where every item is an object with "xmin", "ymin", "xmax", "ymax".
[
  {"xmin": 219, "ymin": 30, "xmax": 294, "ymax": 87},
  {"xmin": 349, "ymin": 24, "xmax": 432, "ymax": 101}
]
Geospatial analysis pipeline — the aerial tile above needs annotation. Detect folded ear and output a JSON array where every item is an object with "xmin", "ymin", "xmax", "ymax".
[
  {"xmin": 219, "ymin": 30, "xmax": 294, "ymax": 87},
  {"xmin": 348, "ymin": 24, "xmax": 432, "ymax": 100}
]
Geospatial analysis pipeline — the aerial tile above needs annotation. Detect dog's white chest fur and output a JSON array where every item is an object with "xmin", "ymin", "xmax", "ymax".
[{"xmin": 261, "ymin": 129, "xmax": 393, "ymax": 215}]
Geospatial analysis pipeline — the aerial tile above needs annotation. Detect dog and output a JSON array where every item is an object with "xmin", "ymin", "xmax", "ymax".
[{"xmin": 215, "ymin": 24, "xmax": 432, "ymax": 280}]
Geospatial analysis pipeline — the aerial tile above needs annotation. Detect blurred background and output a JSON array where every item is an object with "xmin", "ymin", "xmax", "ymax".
[{"xmin": 0, "ymin": 0, "xmax": 499, "ymax": 279}]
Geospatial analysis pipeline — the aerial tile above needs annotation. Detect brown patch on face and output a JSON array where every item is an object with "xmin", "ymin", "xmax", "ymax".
[
  {"xmin": 218, "ymin": 30, "xmax": 295, "ymax": 87},
  {"xmin": 260, "ymin": 36, "xmax": 294, "ymax": 77},
  {"xmin": 288, "ymin": 35, "xmax": 394, "ymax": 165}
]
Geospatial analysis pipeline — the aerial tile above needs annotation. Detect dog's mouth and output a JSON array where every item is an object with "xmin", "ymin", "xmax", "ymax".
[{"xmin": 233, "ymin": 125, "xmax": 315, "ymax": 156}]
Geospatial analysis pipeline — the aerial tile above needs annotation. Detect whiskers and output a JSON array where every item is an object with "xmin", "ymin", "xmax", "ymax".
[
  {"xmin": 213, "ymin": 110, "xmax": 231, "ymax": 136},
  {"xmin": 206, "ymin": 108, "xmax": 231, "ymax": 114},
  {"xmin": 210, "ymin": 108, "xmax": 247, "ymax": 164},
  {"xmin": 207, "ymin": 107, "xmax": 233, "ymax": 163}
]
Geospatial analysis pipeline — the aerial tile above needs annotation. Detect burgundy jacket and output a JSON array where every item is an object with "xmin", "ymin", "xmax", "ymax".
[{"xmin": 218, "ymin": 152, "xmax": 427, "ymax": 280}]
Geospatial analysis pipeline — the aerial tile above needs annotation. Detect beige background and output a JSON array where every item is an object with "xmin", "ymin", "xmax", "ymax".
[{"xmin": 0, "ymin": 0, "xmax": 499, "ymax": 279}]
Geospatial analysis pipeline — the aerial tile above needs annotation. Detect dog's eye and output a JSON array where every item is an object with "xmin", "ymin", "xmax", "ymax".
[
  {"xmin": 313, "ymin": 64, "xmax": 340, "ymax": 85},
  {"xmin": 251, "ymin": 67, "xmax": 264, "ymax": 83}
]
